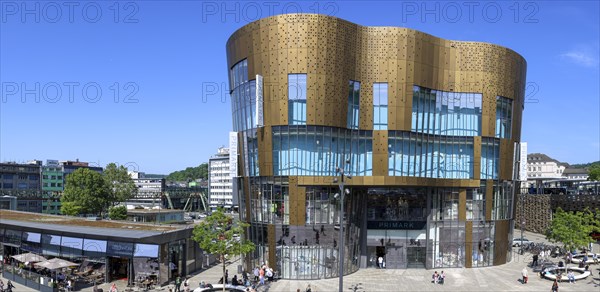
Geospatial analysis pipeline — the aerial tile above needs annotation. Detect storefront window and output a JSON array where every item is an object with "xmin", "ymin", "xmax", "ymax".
[
  {"xmin": 428, "ymin": 221, "xmax": 465, "ymax": 268},
  {"xmin": 41, "ymin": 234, "xmax": 61, "ymax": 256},
  {"xmin": 471, "ymin": 222, "xmax": 495, "ymax": 267},
  {"xmin": 21, "ymin": 232, "xmax": 41, "ymax": 253},
  {"xmin": 60, "ymin": 236, "xmax": 83, "ymax": 258},
  {"xmin": 84, "ymin": 239, "xmax": 107, "ymax": 261}
]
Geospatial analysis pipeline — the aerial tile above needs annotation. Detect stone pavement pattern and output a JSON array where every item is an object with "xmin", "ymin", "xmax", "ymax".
[{"xmin": 2, "ymin": 231, "xmax": 599, "ymax": 291}]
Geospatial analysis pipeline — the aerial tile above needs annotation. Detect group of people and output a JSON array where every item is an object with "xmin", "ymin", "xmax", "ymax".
[
  {"xmin": 431, "ymin": 271, "xmax": 445, "ymax": 284},
  {"xmin": 253, "ymin": 264, "xmax": 276, "ymax": 286},
  {"xmin": 0, "ymin": 279, "xmax": 16, "ymax": 292}
]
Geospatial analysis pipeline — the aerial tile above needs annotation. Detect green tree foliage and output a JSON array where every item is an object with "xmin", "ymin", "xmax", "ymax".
[
  {"xmin": 546, "ymin": 207, "xmax": 600, "ymax": 252},
  {"xmin": 192, "ymin": 208, "xmax": 254, "ymax": 292},
  {"xmin": 61, "ymin": 168, "xmax": 108, "ymax": 215},
  {"xmin": 166, "ymin": 163, "xmax": 208, "ymax": 182},
  {"xmin": 104, "ymin": 163, "xmax": 137, "ymax": 204},
  {"xmin": 108, "ymin": 205, "xmax": 128, "ymax": 220},
  {"xmin": 588, "ymin": 165, "xmax": 600, "ymax": 181},
  {"xmin": 60, "ymin": 201, "xmax": 82, "ymax": 216}
]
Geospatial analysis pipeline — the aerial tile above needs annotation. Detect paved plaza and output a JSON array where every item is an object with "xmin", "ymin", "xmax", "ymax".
[{"xmin": 2, "ymin": 231, "xmax": 599, "ymax": 292}]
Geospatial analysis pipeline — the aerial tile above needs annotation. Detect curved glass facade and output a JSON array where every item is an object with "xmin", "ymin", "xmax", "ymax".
[
  {"xmin": 272, "ymin": 126, "xmax": 373, "ymax": 177},
  {"xmin": 227, "ymin": 14, "xmax": 525, "ymax": 279}
]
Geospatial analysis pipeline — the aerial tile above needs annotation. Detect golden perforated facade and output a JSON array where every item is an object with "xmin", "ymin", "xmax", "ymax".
[{"xmin": 227, "ymin": 14, "xmax": 526, "ymax": 277}]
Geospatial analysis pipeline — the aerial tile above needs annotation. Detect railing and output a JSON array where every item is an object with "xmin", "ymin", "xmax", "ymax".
[{"xmin": 1, "ymin": 264, "xmax": 55, "ymax": 292}]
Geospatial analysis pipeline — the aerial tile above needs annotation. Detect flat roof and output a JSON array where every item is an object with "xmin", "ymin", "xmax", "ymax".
[
  {"xmin": 0, "ymin": 210, "xmax": 193, "ymax": 244},
  {"xmin": 127, "ymin": 209, "xmax": 184, "ymax": 214}
]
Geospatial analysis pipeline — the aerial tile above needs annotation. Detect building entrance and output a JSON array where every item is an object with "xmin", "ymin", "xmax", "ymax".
[
  {"xmin": 366, "ymin": 229, "xmax": 426, "ymax": 269},
  {"xmin": 406, "ymin": 247, "xmax": 426, "ymax": 268}
]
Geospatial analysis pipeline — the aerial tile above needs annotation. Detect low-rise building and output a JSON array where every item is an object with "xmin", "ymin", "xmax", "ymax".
[{"xmin": 126, "ymin": 208, "xmax": 185, "ymax": 223}]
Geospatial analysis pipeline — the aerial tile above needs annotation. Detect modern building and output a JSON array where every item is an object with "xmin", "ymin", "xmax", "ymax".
[
  {"xmin": 208, "ymin": 147, "xmax": 235, "ymax": 211},
  {"xmin": 41, "ymin": 160, "xmax": 64, "ymax": 214},
  {"xmin": 227, "ymin": 14, "xmax": 526, "ymax": 278},
  {"xmin": 126, "ymin": 171, "xmax": 166, "ymax": 208},
  {"xmin": 0, "ymin": 161, "xmax": 43, "ymax": 212},
  {"xmin": 0, "ymin": 210, "xmax": 214, "ymax": 289},
  {"xmin": 60, "ymin": 159, "xmax": 103, "ymax": 177}
]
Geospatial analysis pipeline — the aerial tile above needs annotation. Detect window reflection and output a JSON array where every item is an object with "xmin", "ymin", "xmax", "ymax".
[
  {"xmin": 495, "ymin": 96, "xmax": 513, "ymax": 139},
  {"xmin": 347, "ymin": 81, "xmax": 360, "ymax": 129},
  {"xmin": 412, "ymin": 85, "xmax": 482, "ymax": 136},
  {"xmin": 388, "ymin": 131, "xmax": 474, "ymax": 179},
  {"xmin": 288, "ymin": 74, "xmax": 307, "ymax": 125},
  {"xmin": 373, "ymin": 83, "xmax": 388, "ymax": 130}
]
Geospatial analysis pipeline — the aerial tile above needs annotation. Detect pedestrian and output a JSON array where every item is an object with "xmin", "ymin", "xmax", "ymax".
[
  {"xmin": 259, "ymin": 266, "xmax": 265, "ymax": 285},
  {"xmin": 315, "ymin": 231, "xmax": 320, "ymax": 244},
  {"xmin": 67, "ymin": 279, "xmax": 73, "ymax": 291},
  {"xmin": 0, "ymin": 279, "xmax": 4, "ymax": 292},
  {"xmin": 291, "ymin": 236, "xmax": 296, "ymax": 244},
  {"xmin": 551, "ymin": 279, "xmax": 559, "ymax": 292},
  {"xmin": 253, "ymin": 266, "xmax": 259, "ymax": 282},
  {"xmin": 225, "ymin": 269, "xmax": 229, "ymax": 284},
  {"xmin": 175, "ymin": 276, "xmax": 181, "ymax": 292},
  {"xmin": 6, "ymin": 281, "xmax": 15, "ymax": 292},
  {"xmin": 439, "ymin": 271, "xmax": 445, "ymax": 285},
  {"xmin": 432, "ymin": 271, "xmax": 439, "ymax": 284},
  {"xmin": 521, "ymin": 267, "xmax": 528, "ymax": 284},
  {"xmin": 184, "ymin": 276, "xmax": 190, "ymax": 292},
  {"xmin": 378, "ymin": 256, "xmax": 383, "ymax": 269},
  {"xmin": 532, "ymin": 253, "xmax": 539, "ymax": 267},
  {"xmin": 305, "ymin": 284, "xmax": 312, "ymax": 292},
  {"xmin": 109, "ymin": 283, "xmax": 118, "ymax": 292}
]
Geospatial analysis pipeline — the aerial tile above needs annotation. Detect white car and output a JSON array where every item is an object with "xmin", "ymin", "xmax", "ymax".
[{"xmin": 512, "ymin": 237, "xmax": 532, "ymax": 247}]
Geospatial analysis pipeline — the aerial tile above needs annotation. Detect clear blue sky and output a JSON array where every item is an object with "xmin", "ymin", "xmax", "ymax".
[{"xmin": 1, "ymin": 1, "xmax": 598, "ymax": 174}]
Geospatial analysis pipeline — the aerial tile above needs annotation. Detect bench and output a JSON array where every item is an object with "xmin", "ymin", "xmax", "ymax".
[{"xmin": 541, "ymin": 267, "xmax": 591, "ymax": 282}]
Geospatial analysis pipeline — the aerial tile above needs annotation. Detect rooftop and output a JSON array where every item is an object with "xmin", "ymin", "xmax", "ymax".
[{"xmin": 0, "ymin": 210, "xmax": 180, "ymax": 232}]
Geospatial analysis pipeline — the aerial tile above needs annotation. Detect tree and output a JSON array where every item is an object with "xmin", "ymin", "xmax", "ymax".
[
  {"xmin": 166, "ymin": 163, "xmax": 208, "ymax": 182},
  {"xmin": 103, "ymin": 163, "xmax": 137, "ymax": 207},
  {"xmin": 546, "ymin": 207, "xmax": 600, "ymax": 253},
  {"xmin": 61, "ymin": 168, "xmax": 109, "ymax": 215},
  {"xmin": 588, "ymin": 165, "xmax": 600, "ymax": 181},
  {"xmin": 192, "ymin": 208, "xmax": 254, "ymax": 292},
  {"xmin": 108, "ymin": 205, "xmax": 128, "ymax": 220},
  {"xmin": 60, "ymin": 201, "xmax": 82, "ymax": 216}
]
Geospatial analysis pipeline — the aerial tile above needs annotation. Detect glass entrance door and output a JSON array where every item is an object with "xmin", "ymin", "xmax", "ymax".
[{"xmin": 406, "ymin": 247, "xmax": 426, "ymax": 268}]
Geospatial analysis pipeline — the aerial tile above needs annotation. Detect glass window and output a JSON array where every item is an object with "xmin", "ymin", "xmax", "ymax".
[
  {"xmin": 41, "ymin": 234, "xmax": 61, "ymax": 256},
  {"xmin": 373, "ymin": 83, "xmax": 388, "ymax": 130},
  {"xmin": 412, "ymin": 85, "xmax": 482, "ymax": 136},
  {"xmin": 495, "ymin": 96, "xmax": 513, "ymax": 139},
  {"xmin": 347, "ymin": 81, "xmax": 360, "ymax": 129},
  {"xmin": 61, "ymin": 236, "xmax": 83, "ymax": 258},
  {"xmin": 134, "ymin": 244, "xmax": 159, "ymax": 257},
  {"xmin": 288, "ymin": 74, "xmax": 307, "ymax": 125}
]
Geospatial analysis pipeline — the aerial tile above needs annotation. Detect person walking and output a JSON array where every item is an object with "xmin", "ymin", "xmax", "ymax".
[
  {"xmin": 532, "ymin": 253, "xmax": 539, "ymax": 267},
  {"xmin": 175, "ymin": 276, "xmax": 182, "ymax": 292},
  {"xmin": 378, "ymin": 256, "xmax": 383, "ymax": 268},
  {"xmin": 6, "ymin": 281, "xmax": 15, "ymax": 292},
  {"xmin": 551, "ymin": 279, "xmax": 559, "ymax": 292},
  {"xmin": 0, "ymin": 279, "xmax": 4, "ymax": 292},
  {"xmin": 109, "ymin": 283, "xmax": 118, "ymax": 292},
  {"xmin": 439, "ymin": 271, "xmax": 445, "ymax": 285},
  {"xmin": 253, "ymin": 267, "xmax": 259, "ymax": 282},
  {"xmin": 521, "ymin": 267, "xmax": 528, "ymax": 284},
  {"xmin": 432, "ymin": 271, "xmax": 439, "ymax": 284},
  {"xmin": 259, "ymin": 266, "xmax": 265, "ymax": 285}
]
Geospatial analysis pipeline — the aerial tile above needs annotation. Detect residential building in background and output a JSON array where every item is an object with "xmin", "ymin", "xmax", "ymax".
[
  {"xmin": 208, "ymin": 146, "xmax": 235, "ymax": 211},
  {"xmin": 228, "ymin": 14, "xmax": 526, "ymax": 277},
  {"xmin": 41, "ymin": 159, "xmax": 64, "ymax": 214}
]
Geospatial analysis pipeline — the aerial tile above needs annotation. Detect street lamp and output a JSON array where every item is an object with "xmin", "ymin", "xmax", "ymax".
[{"xmin": 333, "ymin": 158, "xmax": 351, "ymax": 292}]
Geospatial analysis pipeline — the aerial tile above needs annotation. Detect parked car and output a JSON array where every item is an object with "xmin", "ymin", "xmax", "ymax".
[{"xmin": 513, "ymin": 237, "xmax": 532, "ymax": 247}]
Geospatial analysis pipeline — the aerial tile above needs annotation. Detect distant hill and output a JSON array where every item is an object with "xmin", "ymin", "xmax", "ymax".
[
  {"xmin": 569, "ymin": 161, "xmax": 600, "ymax": 169},
  {"xmin": 166, "ymin": 163, "xmax": 208, "ymax": 182}
]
